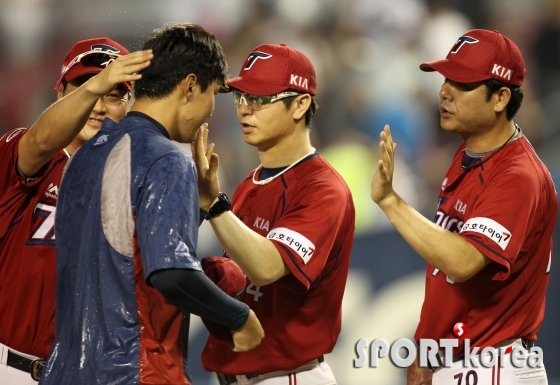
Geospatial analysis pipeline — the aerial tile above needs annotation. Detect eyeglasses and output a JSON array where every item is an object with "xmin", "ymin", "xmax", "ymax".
[
  {"xmin": 54, "ymin": 50, "xmax": 122, "ymax": 90},
  {"xmin": 232, "ymin": 91, "xmax": 301, "ymax": 110},
  {"xmin": 100, "ymin": 92, "xmax": 129, "ymax": 107}
]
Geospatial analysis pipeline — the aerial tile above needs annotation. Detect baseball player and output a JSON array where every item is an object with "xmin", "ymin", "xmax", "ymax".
[
  {"xmin": 39, "ymin": 23, "xmax": 264, "ymax": 385},
  {"xmin": 370, "ymin": 29, "xmax": 557, "ymax": 384},
  {"xmin": 0, "ymin": 38, "xmax": 151, "ymax": 384},
  {"xmin": 192, "ymin": 43, "xmax": 355, "ymax": 385}
]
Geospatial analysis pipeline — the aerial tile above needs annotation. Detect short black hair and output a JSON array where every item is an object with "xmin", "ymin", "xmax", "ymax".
[
  {"xmin": 281, "ymin": 93, "xmax": 318, "ymax": 128},
  {"xmin": 484, "ymin": 79, "xmax": 524, "ymax": 120},
  {"xmin": 134, "ymin": 23, "xmax": 228, "ymax": 99}
]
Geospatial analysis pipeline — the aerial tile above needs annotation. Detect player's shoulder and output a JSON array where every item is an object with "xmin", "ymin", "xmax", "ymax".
[
  {"xmin": 494, "ymin": 137, "xmax": 551, "ymax": 181},
  {"xmin": 301, "ymin": 154, "xmax": 353, "ymax": 193}
]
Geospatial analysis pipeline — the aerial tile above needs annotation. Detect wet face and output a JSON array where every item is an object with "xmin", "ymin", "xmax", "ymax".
[
  {"xmin": 177, "ymin": 80, "xmax": 222, "ymax": 143},
  {"xmin": 438, "ymin": 79, "xmax": 495, "ymax": 136}
]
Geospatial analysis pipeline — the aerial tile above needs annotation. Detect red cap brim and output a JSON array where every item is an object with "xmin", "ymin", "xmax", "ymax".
[
  {"xmin": 227, "ymin": 76, "xmax": 289, "ymax": 96},
  {"xmin": 419, "ymin": 59, "xmax": 492, "ymax": 84}
]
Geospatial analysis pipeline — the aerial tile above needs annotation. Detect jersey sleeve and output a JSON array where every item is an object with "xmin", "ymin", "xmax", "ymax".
[
  {"xmin": 266, "ymin": 181, "xmax": 353, "ymax": 292},
  {"xmin": 459, "ymin": 164, "xmax": 539, "ymax": 280},
  {"xmin": 135, "ymin": 153, "xmax": 202, "ymax": 281},
  {"xmin": 0, "ymin": 128, "xmax": 45, "ymax": 193}
]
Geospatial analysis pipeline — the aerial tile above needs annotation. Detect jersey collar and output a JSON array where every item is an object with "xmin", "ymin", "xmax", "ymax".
[{"xmin": 126, "ymin": 111, "xmax": 170, "ymax": 140}]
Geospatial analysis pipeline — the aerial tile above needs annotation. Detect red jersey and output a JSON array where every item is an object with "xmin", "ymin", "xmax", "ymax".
[
  {"xmin": 415, "ymin": 134, "xmax": 557, "ymax": 355},
  {"xmin": 201, "ymin": 154, "xmax": 355, "ymax": 375},
  {"xmin": 0, "ymin": 128, "xmax": 69, "ymax": 358}
]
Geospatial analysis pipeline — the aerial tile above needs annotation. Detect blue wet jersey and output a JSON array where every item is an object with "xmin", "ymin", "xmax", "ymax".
[{"xmin": 40, "ymin": 113, "xmax": 201, "ymax": 385}]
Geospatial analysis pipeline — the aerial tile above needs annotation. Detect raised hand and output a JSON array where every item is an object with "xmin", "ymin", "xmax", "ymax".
[
  {"xmin": 370, "ymin": 125, "xmax": 397, "ymax": 206},
  {"xmin": 191, "ymin": 124, "xmax": 220, "ymax": 211}
]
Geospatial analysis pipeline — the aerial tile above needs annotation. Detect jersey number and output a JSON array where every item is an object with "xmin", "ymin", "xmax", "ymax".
[
  {"xmin": 26, "ymin": 203, "xmax": 56, "ymax": 245},
  {"xmin": 454, "ymin": 370, "xmax": 478, "ymax": 385},
  {"xmin": 246, "ymin": 283, "xmax": 264, "ymax": 302}
]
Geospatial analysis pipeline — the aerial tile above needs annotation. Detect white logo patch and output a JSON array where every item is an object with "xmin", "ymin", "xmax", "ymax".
[
  {"xmin": 44, "ymin": 183, "xmax": 59, "ymax": 200},
  {"xmin": 460, "ymin": 217, "xmax": 512, "ymax": 250},
  {"xmin": 5, "ymin": 128, "xmax": 25, "ymax": 142},
  {"xmin": 93, "ymin": 134, "xmax": 109, "ymax": 146},
  {"xmin": 175, "ymin": 241, "xmax": 191, "ymax": 258},
  {"xmin": 267, "ymin": 227, "xmax": 315, "ymax": 264}
]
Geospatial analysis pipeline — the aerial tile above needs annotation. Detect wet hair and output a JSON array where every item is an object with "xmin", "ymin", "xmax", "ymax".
[
  {"xmin": 134, "ymin": 22, "xmax": 228, "ymax": 99},
  {"xmin": 484, "ymin": 79, "xmax": 524, "ymax": 120},
  {"xmin": 281, "ymin": 93, "xmax": 318, "ymax": 128}
]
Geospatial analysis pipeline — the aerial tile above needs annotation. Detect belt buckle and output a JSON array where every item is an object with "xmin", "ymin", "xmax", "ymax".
[{"xmin": 31, "ymin": 359, "xmax": 46, "ymax": 381}]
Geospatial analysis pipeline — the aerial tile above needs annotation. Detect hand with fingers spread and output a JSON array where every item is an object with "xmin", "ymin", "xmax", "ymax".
[
  {"xmin": 370, "ymin": 124, "xmax": 398, "ymax": 206},
  {"xmin": 191, "ymin": 124, "xmax": 220, "ymax": 210},
  {"xmin": 87, "ymin": 50, "xmax": 153, "ymax": 97}
]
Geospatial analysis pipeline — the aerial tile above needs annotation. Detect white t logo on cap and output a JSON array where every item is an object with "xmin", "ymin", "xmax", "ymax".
[
  {"xmin": 244, "ymin": 52, "xmax": 272, "ymax": 70},
  {"xmin": 451, "ymin": 36, "xmax": 479, "ymax": 53}
]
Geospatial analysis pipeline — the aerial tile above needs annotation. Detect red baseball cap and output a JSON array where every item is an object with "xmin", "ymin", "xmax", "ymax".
[
  {"xmin": 201, "ymin": 256, "xmax": 247, "ymax": 346},
  {"xmin": 420, "ymin": 29, "xmax": 526, "ymax": 86},
  {"xmin": 55, "ymin": 37, "xmax": 131, "ymax": 90},
  {"xmin": 226, "ymin": 43, "xmax": 317, "ymax": 96}
]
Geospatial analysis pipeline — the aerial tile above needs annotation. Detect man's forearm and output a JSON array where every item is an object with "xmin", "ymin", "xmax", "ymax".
[
  {"xmin": 378, "ymin": 192, "xmax": 490, "ymax": 282},
  {"xmin": 209, "ymin": 211, "xmax": 289, "ymax": 286},
  {"xmin": 18, "ymin": 82, "xmax": 103, "ymax": 176}
]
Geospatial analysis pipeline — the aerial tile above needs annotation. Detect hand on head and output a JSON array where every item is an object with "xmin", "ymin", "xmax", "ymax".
[{"xmin": 88, "ymin": 50, "xmax": 153, "ymax": 97}]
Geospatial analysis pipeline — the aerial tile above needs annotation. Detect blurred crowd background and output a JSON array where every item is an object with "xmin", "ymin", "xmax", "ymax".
[{"xmin": 1, "ymin": 0, "xmax": 559, "ymax": 384}]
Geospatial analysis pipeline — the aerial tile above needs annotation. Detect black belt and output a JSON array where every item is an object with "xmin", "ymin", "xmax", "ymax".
[
  {"xmin": 6, "ymin": 350, "xmax": 45, "ymax": 381},
  {"xmin": 217, "ymin": 355, "xmax": 324, "ymax": 385}
]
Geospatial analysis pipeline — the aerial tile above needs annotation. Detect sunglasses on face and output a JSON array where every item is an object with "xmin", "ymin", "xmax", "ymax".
[
  {"xmin": 232, "ymin": 90, "xmax": 301, "ymax": 110},
  {"xmin": 54, "ymin": 50, "xmax": 121, "ymax": 90}
]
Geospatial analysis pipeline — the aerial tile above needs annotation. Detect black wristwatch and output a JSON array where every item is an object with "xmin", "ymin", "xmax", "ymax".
[{"xmin": 206, "ymin": 192, "xmax": 231, "ymax": 220}]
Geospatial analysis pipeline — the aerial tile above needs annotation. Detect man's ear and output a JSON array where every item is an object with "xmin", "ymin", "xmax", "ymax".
[
  {"xmin": 494, "ymin": 87, "xmax": 512, "ymax": 114},
  {"xmin": 180, "ymin": 74, "xmax": 198, "ymax": 100},
  {"xmin": 293, "ymin": 94, "xmax": 311, "ymax": 121}
]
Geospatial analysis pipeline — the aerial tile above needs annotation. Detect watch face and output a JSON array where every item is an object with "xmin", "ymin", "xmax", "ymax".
[
  {"xmin": 219, "ymin": 193, "xmax": 231, "ymax": 208},
  {"xmin": 207, "ymin": 193, "xmax": 231, "ymax": 220}
]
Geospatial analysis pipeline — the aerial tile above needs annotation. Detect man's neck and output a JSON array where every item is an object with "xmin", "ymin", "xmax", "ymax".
[
  {"xmin": 257, "ymin": 133, "xmax": 313, "ymax": 168},
  {"xmin": 463, "ymin": 120, "xmax": 517, "ymax": 153},
  {"xmin": 130, "ymin": 98, "xmax": 176, "ymax": 140}
]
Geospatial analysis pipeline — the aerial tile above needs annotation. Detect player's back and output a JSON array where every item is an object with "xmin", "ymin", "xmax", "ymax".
[{"xmin": 41, "ymin": 116, "xmax": 194, "ymax": 385}]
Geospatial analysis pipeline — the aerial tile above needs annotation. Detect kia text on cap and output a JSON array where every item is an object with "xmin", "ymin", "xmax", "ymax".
[
  {"xmin": 227, "ymin": 43, "xmax": 317, "ymax": 96},
  {"xmin": 419, "ymin": 29, "xmax": 526, "ymax": 86}
]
